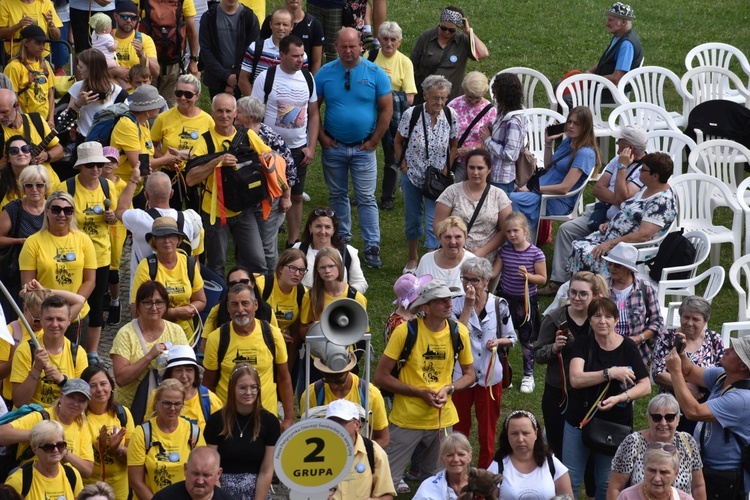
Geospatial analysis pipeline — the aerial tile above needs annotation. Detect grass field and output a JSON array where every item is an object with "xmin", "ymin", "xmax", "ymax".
[{"xmin": 218, "ymin": 0, "xmax": 750, "ymax": 496}]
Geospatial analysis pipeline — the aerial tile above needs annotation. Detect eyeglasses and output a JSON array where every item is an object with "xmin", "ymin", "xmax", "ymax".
[
  {"xmin": 118, "ymin": 14, "xmax": 138, "ymax": 21},
  {"xmin": 175, "ymin": 90, "xmax": 196, "ymax": 99},
  {"xmin": 24, "ymin": 183, "xmax": 45, "ymax": 190},
  {"xmin": 38, "ymin": 441, "xmax": 67, "ymax": 453},
  {"xmin": 30, "ymin": 315, "xmax": 41, "ymax": 324},
  {"xmin": 640, "ymin": 168, "xmax": 652, "ymax": 174},
  {"xmin": 81, "ymin": 163, "xmax": 104, "ymax": 169},
  {"xmin": 344, "ymin": 70, "xmax": 351, "ymax": 91},
  {"xmin": 313, "ymin": 208, "xmax": 335, "ymax": 218},
  {"xmin": 237, "ymin": 384, "xmax": 259, "ymax": 394},
  {"xmin": 568, "ymin": 289, "xmax": 591, "ymax": 299},
  {"xmin": 285, "ymin": 264, "xmax": 308, "ymax": 275},
  {"xmin": 647, "ymin": 442, "xmax": 677, "ymax": 452},
  {"xmin": 49, "ymin": 205, "xmax": 75, "ymax": 216},
  {"xmin": 8, "ymin": 145, "xmax": 30, "ymax": 155},
  {"xmin": 160, "ymin": 400, "xmax": 183, "ymax": 409},
  {"xmin": 438, "ymin": 24, "xmax": 457, "ymax": 33},
  {"xmin": 228, "ymin": 278, "xmax": 252, "ymax": 287},
  {"xmin": 649, "ymin": 413, "xmax": 678, "ymax": 423},
  {"xmin": 141, "ymin": 300, "xmax": 166, "ymax": 309},
  {"xmin": 460, "ymin": 276, "xmax": 481, "ymax": 285}
]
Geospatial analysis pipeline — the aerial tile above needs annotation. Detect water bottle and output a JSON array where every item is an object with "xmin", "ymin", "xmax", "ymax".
[{"xmin": 156, "ymin": 341, "xmax": 172, "ymax": 369}]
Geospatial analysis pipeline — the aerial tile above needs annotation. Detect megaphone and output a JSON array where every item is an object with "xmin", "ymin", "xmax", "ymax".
[
  {"xmin": 308, "ymin": 335, "xmax": 353, "ymax": 373},
  {"xmin": 319, "ymin": 298, "xmax": 368, "ymax": 346}
]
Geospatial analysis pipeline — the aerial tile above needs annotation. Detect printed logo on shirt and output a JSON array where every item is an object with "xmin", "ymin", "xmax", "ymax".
[
  {"xmin": 40, "ymin": 379, "xmax": 59, "ymax": 405},
  {"xmin": 231, "ymin": 347, "xmax": 258, "ymax": 365}
]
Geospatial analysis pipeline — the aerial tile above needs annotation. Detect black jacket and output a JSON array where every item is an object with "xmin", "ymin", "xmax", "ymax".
[{"xmin": 199, "ymin": 4, "xmax": 260, "ymax": 91}]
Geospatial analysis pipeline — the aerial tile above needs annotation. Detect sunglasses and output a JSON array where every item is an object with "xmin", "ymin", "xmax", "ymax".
[
  {"xmin": 49, "ymin": 205, "xmax": 75, "ymax": 216},
  {"xmin": 649, "ymin": 413, "xmax": 678, "ymax": 423},
  {"xmin": 38, "ymin": 441, "xmax": 67, "ymax": 453},
  {"xmin": 81, "ymin": 163, "xmax": 104, "ymax": 169},
  {"xmin": 439, "ymin": 24, "xmax": 457, "ymax": 33},
  {"xmin": 228, "ymin": 278, "xmax": 252, "ymax": 287},
  {"xmin": 24, "ymin": 183, "xmax": 45, "ymax": 190},
  {"xmin": 647, "ymin": 442, "xmax": 677, "ymax": 452},
  {"xmin": 313, "ymin": 208, "xmax": 335, "ymax": 218},
  {"xmin": 118, "ymin": 14, "xmax": 138, "ymax": 21},
  {"xmin": 175, "ymin": 90, "xmax": 196, "ymax": 99},
  {"xmin": 8, "ymin": 145, "xmax": 30, "ymax": 155},
  {"xmin": 344, "ymin": 70, "xmax": 351, "ymax": 91}
]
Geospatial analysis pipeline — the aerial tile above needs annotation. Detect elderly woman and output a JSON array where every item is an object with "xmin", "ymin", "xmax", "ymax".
[
  {"xmin": 608, "ymin": 394, "xmax": 705, "ymax": 500},
  {"xmin": 434, "ymin": 149, "xmax": 511, "ymax": 259},
  {"xmin": 651, "ymin": 297, "xmax": 723, "ymax": 433},
  {"xmin": 372, "ymin": 21, "xmax": 418, "ymax": 210},
  {"xmin": 452, "ymin": 257, "xmax": 516, "ymax": 468},
  {"xmin": 413, "ymin": 433, "xmax": 474, "ymax": 499},
  {"xmin": 479, "ymin": 72, "xmax": 527, "ymax": 195},
  {"xmin": 564, "ymin": 297, "xmax": 651, "ymax": 500},
  {"xmin": 510, "ymin": 106, "xmax": 600, "ymax": 238},
  {"xmin": 616, "ymin": 445, "xmax": 696, "ymax": 500},
  {"xmin": 447, "ymin": 71, "xmax": 496, "ymax": 182},
  {"xmin": 4, "ymin": 421, "xmax": 83, "ymax": 499},
  {"xmin": 410, "ymin": 6, "xmax": 489, "ymax": 104},
  {"xmin": 395, "ymin": 74, "xmax": 458, "ymax": 272},
  {"xmin": 130, "ymin": 217, "xmax": 206, "ymax": 341},
  {"xmin": 568, "ymin": 152, "xmax": 677, "ymax": 277},
  {"xmin": 489, "ymin": 410, "xmax": 574, "ymax": 499},
  {"xmin": 417, "ymin": 216, "xmax": 475, "ymax": 289}
]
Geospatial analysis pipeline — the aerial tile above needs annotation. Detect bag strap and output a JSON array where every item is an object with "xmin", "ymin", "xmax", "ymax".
[
  {"xmin": 216, "ymin": 322, "xmax": 231, "ymax": 384},
  {"xmin": 579, "ymin": 335, "xmax": 611, "ymax": 428},
  {"xmin": 131, "ymin": 318, "xmax": 150, "ymax": 356},
  {"xmin": 399, "ymin": 104, "xmax": 424, "ymax": 165},
  {"xmin": 263, "ymin": 65, "xmax": 277, "ymax": 104},
  {"xmin": 457, "ymin": 103, "xmax": 493, "ymax": 147},
  {"xmin": 363, "ymin": 436, "xmax": 375, "ymax": 473},
  {"xmin": 199, "ymin": 385, "xmax": 211, "ymax": 421},
  {"xmin": 465, "ymin": 183, "xmax": 491, "ymax": 235}
]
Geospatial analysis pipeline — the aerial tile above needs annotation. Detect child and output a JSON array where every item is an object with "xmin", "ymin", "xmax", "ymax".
[
  {"xmin": 493, "ymin": 211, "xmax": 546, "ymax": 394},
  {"xmin": 102, "ymin": 146, "xmax": 127, "ymax": 325},
  {"xmin": 89, "ymin": 13, "xmax": 119, "ymax": 68},
  {"xmin": 128, "ymin": 64, "xmax": 152, "ymax": 90}
]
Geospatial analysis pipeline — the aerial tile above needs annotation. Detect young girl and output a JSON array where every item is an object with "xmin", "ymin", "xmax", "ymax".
[
  {"xmin": 89, "ymin": 13, "xmax": 118, "ymax": 68},
  {"xmin": 102, "ymin": 146, "xmax": 126, "ymax": 324},
  {"xmin": 493, "ymin": 212, "xmax": 546, "ymax": 394}
]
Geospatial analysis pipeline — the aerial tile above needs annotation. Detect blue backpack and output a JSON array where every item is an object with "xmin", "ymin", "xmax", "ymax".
[{"xmin": 86, "ymin": 102, "xmax": 139, "ymax": 146}]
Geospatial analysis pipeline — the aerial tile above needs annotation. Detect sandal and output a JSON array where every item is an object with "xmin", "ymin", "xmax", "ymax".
[
  {"xmin": 538, "ymin": 282, "xmax": 561, "ymax": 296},
  {"xmin": 397, "ymin": 480, "xmax": 410, "ymax": 494}
]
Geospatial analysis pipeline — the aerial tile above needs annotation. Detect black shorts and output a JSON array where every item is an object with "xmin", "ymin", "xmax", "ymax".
[{"xmin": 290, "ymin": 147, "xmax": 308, "ymax": 196}]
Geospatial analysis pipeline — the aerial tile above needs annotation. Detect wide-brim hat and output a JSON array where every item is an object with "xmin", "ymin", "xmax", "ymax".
[
  {"xmin": 159, "ymin": 345, "xmax": 200, "ymax": 377},
  {"xmin": 392, "ymin": 273, "xmax": 433, "ymax": 308},
  {"xmin": 604, "ymin": 2, "xmax": 635, "ymax": 20},
  {"xmin": 61, "ymin": 378, "xmax": 91, "ymax": 399},
  {"xmin": 146, "ymin": 216, "xmax": 187, "ymax": 243},
  {"xmin": 314, "ymin": 351, "xmax": 357, "ymax": 374},
  {"xmin": 74, "ymin": 142, "xmax": 110, "ymax": 167},
  {"xmin": 18, "ymin": 25, "xmax": 52, "ymax": 43},
  {"xmin": 602, "ymin": 242, "xmax": 639, "ymax": 273},
  {"xmin": 129, "ymin": 84, "xmax": 167, "ymax": 112},
  {"xmin": 408, "ymin": 280, "xmax": 462, "ymax": 313}
]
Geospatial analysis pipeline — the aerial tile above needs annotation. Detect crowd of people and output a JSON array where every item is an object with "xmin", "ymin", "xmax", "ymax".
[{"xmin": 0, "ymin": 0, "xmax": 744, "ymax": 499}]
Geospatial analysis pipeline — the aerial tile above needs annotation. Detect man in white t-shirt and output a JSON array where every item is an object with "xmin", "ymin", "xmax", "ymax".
[
  {"xmin": 238, "ymin": 8, "xmax": 296, "ymax": 96},
  {"xmin": 250, "ymin": 34, "xmax": 318, "ymax": 248}
]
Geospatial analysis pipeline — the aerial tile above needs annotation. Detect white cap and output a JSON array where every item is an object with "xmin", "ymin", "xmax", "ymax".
[{"xmin": 325, "ymin": 399, "xmax": 360, "ymax": 421}]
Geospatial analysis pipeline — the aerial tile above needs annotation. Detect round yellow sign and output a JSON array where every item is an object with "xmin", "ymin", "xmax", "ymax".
[{"xmin": 274, "ymin": 419, "xmax": 354, "ymax": 493}]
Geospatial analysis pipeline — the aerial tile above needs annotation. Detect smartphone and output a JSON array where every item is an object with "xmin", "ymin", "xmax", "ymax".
[
  {"xmin": 138, "ymin": 153, "xmax": 150, "ymax": 177},
  {"xmin": 674, "ymin": 335, "xmax": 686, "ymax": 355},
  {"xmin": 546, "ymin": 123, "xmax": 565, "ymax": 136},
  {"xmin": 558, "ymin": 320, "xmax": 570, "ymax": 338}
]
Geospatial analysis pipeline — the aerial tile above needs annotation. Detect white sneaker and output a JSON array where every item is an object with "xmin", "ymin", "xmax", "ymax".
[
  {"xmin": 302, "ymin": 192, "xmax": 311, "ymax": 202},
  {"xmin": 520, "ymin": 376, "xmax": 535, "ymax": 394}
]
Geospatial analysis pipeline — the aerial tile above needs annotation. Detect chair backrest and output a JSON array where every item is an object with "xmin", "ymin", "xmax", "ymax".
[
  {"xmin": 687, "ymin": 139, "xmax": 750, "ymax": 191},
  {"xmin": 523, "ymin": 108, "xmax": 566, "ymax": 167},
  {"xmin": 670, "ymin": 172, "xmax": 740, "ymax": 226},
  {"xmin": 685, "ymin": 42, "xmax": 750, "ymax": 79},
  {"xmin": 618, "ymin": 66, "xmax": 686, "ymax": 110},
  {"xmin": 607, "ymin": 102, "xmax": 680, "ymax": 133},
  {"xmin": 729, "ymin": 253, "xmax": 750, "ymax": 323},
  {"xmin": 554, "ymin": 73, "xmax": 628, "ymax": 126},
  {"xmin": 734, "ymin": 176, "xmax": 750, "ymax": 256},
  {"xmin": 646, "ymin": 130, "xmax": 698, "ymax": 177},
  {"xmin": 662, "ymin": 265, "xmax": 725, "ymax": 327},
  {"xmin": 680, "ymin": 66, "xmax": 750, "ymax": 115},
  {"xmin": 494, "ymin": 67, "xmax": 557, "ymax": 111}
]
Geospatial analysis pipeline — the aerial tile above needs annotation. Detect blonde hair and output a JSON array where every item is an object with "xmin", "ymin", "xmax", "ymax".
[
  {"xmin": 177, "ymin": 74, "xmax": 201, "ymax": 95},
  {"xmin": 462, "ymin": 71, "xmax": 489, "ymax": 99},
  {"xmin": 436, "ymin": 215, "xmax": 467, "ymax": 239},
  {"xmin": 503, "ymin": 211, "xmax": 531, "ymax": 238},
  {"xmin": 151, "ymin": 378, "xmax": 186, "ymax": 419},
  {"xmin": 41, "ymin": 191, "xmax": 79, "ymax": 232},
  {"xmin": 570, "ymin": 271, "xmax": 609, "ymax": 298},
  {"xmin": 30, "ymin": 420, "xmax": 64, "ymax": 448},
  {"xmin": 18, "ymin": 164, "xmax": 51, "ymax": 195},
  {"xmin": 89, "ymin": 12, "xmax": 112, "ymax": 32}
]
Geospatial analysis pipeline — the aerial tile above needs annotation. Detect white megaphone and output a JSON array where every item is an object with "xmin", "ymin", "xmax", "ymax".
[
  {"xmin": 308, "ymin": 332, "xmax": 353, "ymax": 373},
  {"xmin": 319, "ymin": 298, "xmax": 368, "ymax": 346}
]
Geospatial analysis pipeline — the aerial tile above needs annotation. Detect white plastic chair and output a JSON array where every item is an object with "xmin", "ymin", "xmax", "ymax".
[
  {"xmin": 670, "ymin": 173, "xmax": 743, "ymax": 267},
  {"xmin": 736, "ymin": 177, "xmax": 750, "ymax": 255},
  {"xmin": 660, "ymin": 265, "xmax": 725, "ymax": 328},
  {"xmin": 607, "ymin": 102, "xmax": 680, "ymax": 134},
  {"xmin": 729, "ymin": 254, "xmax": 750, "ymax": 324},
  {"xmin": 523, "ymin": 108, "xmax": 565, "ymax": 169},
  {"xmin": 645, "ymin": 130, "xmax": 698, "ymax": 177},
  {"xmin": 721, "ymin": 321, "xmax": 750, "ymax": 346},
  {"xmin": 617, "ymin": 66, "xmax": 689, "ymax": 127},
  {"xmin": 533, "ymin": 167, "xmax": 596, "ymax": 244},
  {"xmin": 680, "ymin": 66, "xmax": 750, "ymax": 116},
  {"xmin": 687, "ymin": 139, "xmax": 750, "ymax": 212},
  {"xmin": 494, "ymin": 67, "xmax": 558, "ymax": 111},
  {"xmin": 685, "ymin": 42, "xmax": 750, "ymax": 103}
]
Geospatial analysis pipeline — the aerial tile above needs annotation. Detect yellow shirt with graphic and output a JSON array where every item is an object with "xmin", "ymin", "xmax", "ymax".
[
  {"xmin": 1, "ymin": 115, "xmax": 61, "ymax": 178},
  {"xmin": 146, "ymin": 387, "xmax": 223, "ymax": 430},
  {"xmin": 84, "ymin": 407, "xmax": 135, "ymax": 499},
  {"xmin": 18, "ymin": 230, "xmax": 96, "ymax": 318},
  {"xmin": 255, "ymin": 274, "xmax": 310, "ymax": 333},
  {"xmin": 9, "ymin": 334, "xmax": 89, "ymax": 407},
  {"xmin": 0, "ymin": 321, "xmax": 40, "ymax": 401},
  {"xmin": 300, "ymin": 374, "xmax": 389, "ymax": 431},
  {"xmin": 203, "ymin": 320, "xmax": 287, "ymax": 413},
  {"xmin": 6, "ymin": 462, "xmax": 83, "ymax": 500},
  {"xmin": 4, "ymin": 58, "xmax": 55, "ymax": 118},
  {"xmin": 201, "ymin": 301, "xmax": 279, "ymax": 340},
  {"xmin": 10, "ymin": 406, "xmax": 94, "ymax": 463},
  {"xmin": 127, "ymin": 417, "xmax": 206, "ymax": 495},
  {"xmin": 383, "ymin": 318, "xmax": 473, "ymax": 430},
  {"xmin": 0, "ymin": 0, "xmax": 62, "ymax": 56},
  {"xmin": 54, "ymin": 176, "xmax": 117, "ymax": 268},
  {"xmin": 151, "ymin": 107, "xmax": 214, "ymax": 153},
  {"xmin": 113, "ymin": 29, "xmax": 157, "ymax": 69},
  {"xmin": 109, "ymin": 176, "xmax": 128, "ymax": 270},
  {"xmin": 373, "ymin": 50, "xmax": 418, "ymax": 94},
  {"xmin": 131, "ymin": 253, "xmax": 204, "ymax": 339},
  {"xmin": 112, "ymin": 114, "xmax": 154, "ymax": 182},
  {"xmin": 191, "ymin": 128, "xmax": 271, "ymax": 218}
]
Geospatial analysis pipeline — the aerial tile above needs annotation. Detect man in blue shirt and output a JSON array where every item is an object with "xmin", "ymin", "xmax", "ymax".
[
  {"xmin": 586, "ymin": 2, "xmax": 643, "ymax": 87},
  {"xmin": 315, "ymin": 27, "xmax": 392, "ymax": 268}
]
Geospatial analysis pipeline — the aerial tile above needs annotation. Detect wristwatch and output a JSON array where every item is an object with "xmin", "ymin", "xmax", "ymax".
[
  {"xmin": 603, "ymin": 368, "xmax": 610, "ymax": 382},
  {"xmin": 189, "ymin": 56, "xmax": 199, "ymax": 62}
]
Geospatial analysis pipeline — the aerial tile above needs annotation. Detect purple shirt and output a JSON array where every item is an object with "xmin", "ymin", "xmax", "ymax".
[{"xmin": 498, "ymin": 243, "xmax": 545, "ymax": 296}]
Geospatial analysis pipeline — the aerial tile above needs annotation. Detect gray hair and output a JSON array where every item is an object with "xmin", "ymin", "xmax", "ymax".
[
  {"xmin": 422, "ymin": 74, "xmax": 452, "ymax": 95},
  {"xmin": 18, "ymin": 164, "xmax": 51, "ymax": 194},
  {"xmin": 145, "ymin": 171, "xmax": 172, "ymax": 199},
  {"xmin": 647, "ymin": 393, "xmax": 680, "ymax": 415},
  {"xmin": 438, "ymin": 432, "xmax": 472, "ymax": 460},
  {"xmin": 461, "ymin": 257, "xmax": 493, "ymax": 282},
  {"xmin": 76, "ymin": 482, "xmax": 116, "ymax": 500},
  {"xmin": 643, "ymin": 445, "xmax": 679, "ymax": 474},
  {"xmin": 177, "ymin": 74, "xmax": 201, "ymax": 94},
  {"xmin": 30, "ymin": 420, "xmax": 64, "ymax": 448},
  {"xmin": 211, "ymin": 93, "xmax": 236, "ymax": 110},
  {"xmin": 462, "ymin": 71, "xmax": 489, "ymax": 99},
  {"xmin": 236, "ymin": 96, "xmax": 266, "ymax": 124},
  {"xmin": 678, "ymin": 296, "xmax": 711, "ymax": 323},
  {"xmin": 378, "ymin": 21, "xmax": 402, "ymax": 40}
]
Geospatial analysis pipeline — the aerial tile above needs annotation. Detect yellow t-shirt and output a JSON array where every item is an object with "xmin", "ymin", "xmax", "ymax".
[
  {"xmin": 5, "ymin": 462, "xmax": 83, "ymax": 500},
  {"xmin": 4, "ymin": 58, "xmax": 55, "ymax": 118},
  {"xmin": 10, "ymin": 406, "xmax": 94, "ymax": 463},
  {"xmin": 203, "ymin": 320, "xmax": 288, "ymax": 413},
  {"xmin": 374, "ymin": 50, "xmax": 418, "ymax": 94},
  {"xmin": 135, "ymin": 0, "xmax": 197, "ymax": 18},
  {"xmin": 18, "ymin": 229, "xmax": 96, "ymax": 318},
  {"xmin": 109, "ymin": 320, "xmax": 189, "ymax": 408},
  {"xmin": 131, "ymin": 253, "xmax": 205, "ymax": 339},
  {"xmin": 191, "ymin": 128, "xmax": 271, "ymax": 218},
  {"xmin": 109, "ymin": 176, "xmax": 128, "ymax": 271},
  {"xmin": 383, "ymin": 318, "xmax": 473, "ymax": 430},
  {"xmin": 330, "ymin": 434, "xmax": 395, "ymax": 500},
  {"xmin": 300, "ymin": 374, "xmax": 388, "ymax": 431},
  {"xmin": 9, "ymin": 335, "xmax": 89, "ymax": 407},
  {"xmin": 0, "ymin": 0, "xmax": 62, "ymax": 56},
  {"xmin": 84, "ymin": 407, "xmax": 135, "ymax": 499},
  {"xmin": 0, "ymin": 321, "xmax": 39, "ymax": 401},
  {"xmin": 255, "ymin": 274, "xmax": 311, "ymax": 333},
  {"xmin": 146, "ymin": 386, "xmax": 222, "ymax": 430},
  {"xmin": 113, "ymin": 29, "xmax": 157, "ymax": 69},
  {"xmin": 151, "ymin": 107, "xmax": 214, "ymax": 152},
  {"xmin": 201, "ymin": 297, "xmax": 279, "ymax": 340},
  {"xmin": 112, "ymin": 114, "xmax": 154, "ymax": 181},
  {"xmin": 127, "ymin": 417, "xmax": 206, "ymax": 495},
  {"xmin": 54, "ymin": 176, "xmax": 117, "ymax": 268},
  {"xmin": 1, "ymin": 116, "xmax": 61, "ymax": 177},
  {"xmin": 239, "ymin": 0, "xmax": 264, "ymax": 18}
]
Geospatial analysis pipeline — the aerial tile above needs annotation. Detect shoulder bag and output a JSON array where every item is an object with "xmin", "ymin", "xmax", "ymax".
[
  {"xmin": 502, "ymin": 111, "xmax": 538, "ymax": 188},
  {"xmin": 495, "ymin": 296, "xmax": 513, "ymax": 389},
  {"xmin": 0, "ymin": 200, "xmax": 23, "ymax": 294},
  {"xmin": 421, "ymin": 107, "xmax": 455, "ymax": 201}
]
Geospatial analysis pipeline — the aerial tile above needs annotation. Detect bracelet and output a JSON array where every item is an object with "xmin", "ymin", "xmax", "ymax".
[
  {"xmin": 447, "ymin": 384, "xmax": 455, "ymax": 395},
  {"xmin": 639, "ymin": 333, "xmax": 646, "ymax": 344},
  {"xmin": 129, "ymin": 179, "xmax": 138, "ymax": 185},
  {"xmin": 625, "ymin": 391, "xmax": 631, "ymax": 403},
  {"xmin": 56, "ymin": 374, "xmax": 68, "ymax": 388},
  {"xmin": 603, "ymin": 368, "xmax": 609, "ymax": 382},
  {"xmin": 29, "ymin": 371, "xmax": 40, "ymax": 381}
]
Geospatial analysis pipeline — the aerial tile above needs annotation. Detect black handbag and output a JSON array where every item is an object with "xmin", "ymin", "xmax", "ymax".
[
  {"xmin": 0, "ymin": 200, "xmax": 23, "ymax": 292},
  {"xmin": 581, "ymin": 417, "xmax": 631, "ymax": 455},
  {"xmin": 422, "ymin": 166, "xmax": 454, "ymax": 201}
]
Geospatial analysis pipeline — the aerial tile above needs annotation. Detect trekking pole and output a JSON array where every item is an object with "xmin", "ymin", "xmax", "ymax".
[{"xmin": 0, "ymin": 280, "xmax": 41, "ymax": 349}]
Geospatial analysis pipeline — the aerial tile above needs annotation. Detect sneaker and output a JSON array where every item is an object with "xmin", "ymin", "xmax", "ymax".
[
  {"xmin": 520, "ymin": 376, "xmax": 535, "ymax": 394},
  {"xmin": 108, "ymin": 302, "xmax": 121, "ymax": 325},
  {"xmin": 380, "ymin": 199, "xmax": 395, "ymax": 210},
  {"xmin": 397, "ymin": 480, "xmax": 410, "ymax": 494},
  {"xmin": 364, "ymin": 246, "xmax": 382, "ymax": 268},
  {"xmin": 302, "ymin": 192, "xmax": 311, "ymax": 202}
]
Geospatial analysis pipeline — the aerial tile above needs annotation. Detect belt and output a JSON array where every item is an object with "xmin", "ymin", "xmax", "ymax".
[{"xmin": 326, "ymin": 132, "xmax": 372, "ymax": 147}]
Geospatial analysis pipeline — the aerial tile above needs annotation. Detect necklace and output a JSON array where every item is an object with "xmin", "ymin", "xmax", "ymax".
[
  {"xmin": 463, "ymin": 181, "xmax": 484, "ymax": 203},
  {"xmin": 236, "ymin": 413, "xmax": 252, "ymax": 438}
]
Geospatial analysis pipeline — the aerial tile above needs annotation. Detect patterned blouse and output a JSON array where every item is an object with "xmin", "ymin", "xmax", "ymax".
[
  {"xmin": 398, "ymin": 105, "xmax": 458, "ymax": 188},
  {"xmin": 257, "ymin": 123, "xmax": 297, "ymax": 187},
  {"xmin": 651, "ymin": 328, "xmax": 724, "ymax": 388},
  {"xmin": 447, "ymin": 96, "xmax": 496, "ymax": 159}
]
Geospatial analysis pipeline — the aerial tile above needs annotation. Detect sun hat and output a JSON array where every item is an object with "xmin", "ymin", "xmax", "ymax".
[
  {"xmin": 392, "ymin": 273, "xmax": 433, "ymax": 308},
  {"xmin": 146, "ymin": 217, "xmax": 187, "ymax": 243},
  {"xmin": 159, "ymin": 345, "xmax": 200, "ymax": 377},
  {"xmin": 102, "ymin": 146, "xmax": 119, "ymax": 163},
  {"xmin": 115, "ymin": 0, "xmax": 138, "ymax": 14},
  {"xmin": 18, "ymin": 26, "xmax": 52, "ymax": 43},
  {"xmin": 314, "ymin": 350, "xmax": 357, "ymax": 374},
  {"xmin": 602, "ymin": 242, "xmax": 639, "ymax": 273},
  {"xmin": 74, "ymin": 142, "xmax": 110, "ymax": 168},
  {"xmin": 408, "ymin": 280, "xmax": 462, "ymax": 313},
  {"xmin": 128, "ymin": 85, "xmax": 167, "ymax": 112},
  {"xmin": 604, "ymin": 2, "xmax": 635, "ymax": 20},
  {"xmin": 616, "ymin": 125, "xmax": 648, "ymax": 151},
  {"xmin": 325, "ymin": 399, "xmax": 360, "ymax": 421},
  {"xmin": 61, "ymin": 378, "xmax": 92, "ymax": 399},
  {"xmin": 730, "ymin": 337, "xmax": 750, "ymax": 370}
]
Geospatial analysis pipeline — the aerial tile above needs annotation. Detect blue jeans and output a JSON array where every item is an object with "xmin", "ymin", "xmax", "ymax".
[
  {"xmin": 491, "ymin": 180, "xmax": 515, "ymax": 197},
  {"xmin": 562, "ymin": 421, "xmax": 613, "ymax": 500},
  {"xmin": 51, "ymin": 22, "xmax": 69, "ymax": 68},
  {"xmin": 401, "ymin": 173, "xmax": 438, "ymax": 249},
  {"xmin": 321, "ymin": 145, "xmax": 380, "ymax": 251}
]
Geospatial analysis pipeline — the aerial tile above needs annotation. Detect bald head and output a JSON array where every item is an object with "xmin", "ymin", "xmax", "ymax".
[
  {"xmin": 187, "ymin": 446, "xmax": 221, "ymax": 470},
  {"xmin": 144, "ymin": 171, "xmax": 172, "ymax": 202},
  {"xmin": 335, "ymin": 28, "xmax": 362, "ymax": 67},
  {"xmin": 184, "ymin": 447, "xmax": 222, "ymax": 498},
  {"xmin": 0, "ymin": 89, "xmax": 18, "ymax": 127}
]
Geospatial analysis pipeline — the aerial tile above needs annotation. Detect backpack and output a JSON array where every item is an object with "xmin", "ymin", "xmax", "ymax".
[
  {"xmin": 146, "ymin": 254, "xmax": 196, "ymax": 286},
  {"xmin": 86, "ymin": 102, "xmax": 139, "ymax": 146},
  {"xmin": 0, "ymin": 113, "xmax": 45, "ymax": 162},
  {"xmin": 0, "ymin": 405, "xmax": 50, "ymax": 482},
  {"xmin": 139, "ymin": 0, "xmax": 187, "ymax": 66},
  {"xmin": 262, "ymin": 65, "xmax": 314, "ymax": 104},
  {"xmin": 216, "ymin": 319, "xmax": 276, "ymax": 384},
  {"xmin": 64, "ymin": 177, "xmax": 111, "ymax": 200},
  {"xmin": 261, "ymin": 273, "xmax": 304, "ymax": 312},
  {"xmin": 644, "ymin": 229, "xmax": 696, "ymax": 281},
  {"xmin": 495, "ymin": 454, "xmax": 556, "ymax": 477},
  {"xmin": 146, "ymin": 208, "xmax": 193, "ymax": 255},
  {"xmin": 313, "ymin": 376, "xmax": 368, "ymax": 408},
  {"xmin": 141, "ymin": 416, "xmax": 200, "ymax": 455},
  {"xmin": 20, "ymin": 461, "xmax": 77, "ymax": 497}
]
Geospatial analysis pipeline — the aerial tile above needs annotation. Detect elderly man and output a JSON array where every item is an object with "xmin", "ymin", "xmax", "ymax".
[
  {"xmin": 152, "ymin": 447, "xmax": 234, "ymax": 500},
  {"xmin": 540, "ymin": 124, "xmax": 648, "ymax": 295},
  {"xmin": 666, "ymin": 336, "xmax": 750, "ymax": 499},
  {"xmin": 326, "ymin": 399, "xmax": 395, "ymax": 500},
  {"xmin": 259, "ymin": 0, "xmax": 324, "ymax": 74},
  {"xmin": 374, "ymin": 280, "xmax": 474, "ymax": 487},
  {"xmin": 586, "ymin": 2, "xmax": 643, "ymax": 87},
  {"xmin": 315, "ymin": 27, "xmax": 392, "ymax": 268}
]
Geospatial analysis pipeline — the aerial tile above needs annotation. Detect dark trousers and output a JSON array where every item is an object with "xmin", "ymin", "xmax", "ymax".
[{"xmin": 380, "ymin": 127, "xmax": 399, "ymax": 202}]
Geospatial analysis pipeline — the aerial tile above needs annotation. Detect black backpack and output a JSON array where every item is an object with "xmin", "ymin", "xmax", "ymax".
[
  {"xmin": 146, "ymin": 208, "xmax": 192, "ymax": 255},
  {"xmin": 645, "ymin": 229, "xmax": 697, "ymax": 281},
  {"xmin": 216, "ymin": 319, "xmax": 276, "ymax": 384},
  {"xmin": 262, "ymin": 65, "xmax": 314, "ymax": 104},
  {"xmin": 146, "ymin": 254, "xmax": 196, "ymax": 286},
  {"xmin": 20, "ymin": 461, "xmax": 77, "ymax": 497},
  {"xmin": 64, "ymin": 176, "xmax": 111, "ymax": 199}
]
